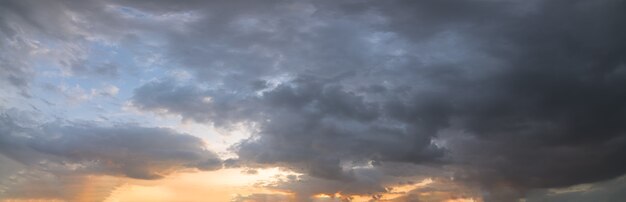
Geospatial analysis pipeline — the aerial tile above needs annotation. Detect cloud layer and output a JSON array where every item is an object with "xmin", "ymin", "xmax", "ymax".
[{"xmin": 2, "ymin": 0, "xmax": 626, "ymax": 201}]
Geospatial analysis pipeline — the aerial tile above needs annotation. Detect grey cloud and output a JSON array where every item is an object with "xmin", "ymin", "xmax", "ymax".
[
  {"xmin": 0, "ymin": 0, "xmax": 194, "ymax": 96},
  {"xmin": 0, "ymin": 110, "xmax": 222, "ymax": 180},
  {"xmin": 0, "ymin": 14, "xmax": 34, "ymax": 96},
  {"xmin": 0, "ymin": 0, "xmax": 100, "ymax": 96},
  {"xmin": 3, "ymin": 0, "xmax": 626, "ymax": 201},
  {"xmin": 525, "ymin": 175, "xmax": 626, "ymax": 202},
  {"xmin": 133, "ymin": 77, "xmax": 444, "ymax": 183},
  {"xmin": 271, "ymin": 175, "xmax": 385, "ymax": 202},
  {"xmin": 67, "ymin": 60, "xmax": 120, "ymax": 78},
  {"xmin": 127, "ymin": 0, "xmax": 626, "ymax": 200},
  {"xmin": 131, "ymin": 78, "xmax": 255, "ymax": 125}
]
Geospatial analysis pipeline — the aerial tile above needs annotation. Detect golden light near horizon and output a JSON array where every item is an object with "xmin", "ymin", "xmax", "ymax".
[
  {"xmin": 104, "ymin": 168, "xmax": 294, "ymax": 202},
  {"xmin": 1, "ymin": 173, "xmax": 483, "ymax": 202}
]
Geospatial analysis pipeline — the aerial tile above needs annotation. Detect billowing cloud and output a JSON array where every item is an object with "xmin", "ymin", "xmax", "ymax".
[
  {"xmin": 127, "ymin": 0, "xmax": 626, "ymax": 200},
  {"xmin": 132, "ymin": 77, "xmax": 443, "ymax": 180},
  {"xmin": 2, "ymin": 0, "xmax": 626, "ymax": 201}
]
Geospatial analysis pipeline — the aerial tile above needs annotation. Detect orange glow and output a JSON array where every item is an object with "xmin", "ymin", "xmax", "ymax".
[
  {"xmin": 2, "ymin": 170, "xmax": 482, "ymax": 202},
  {"xmin": 2, "ymin": 200, "xmax": 66, "ymax": 202},
  {"xmin": 374, "ymin": 178, "xmax": 435, "ymax": 201},
  {"xmin": 313, "ymin": 193, "xmax": 333, "ymax": 198},
  {"xmin": 104, "ymin": 168, "xmax": 294, "ymax": 202}
]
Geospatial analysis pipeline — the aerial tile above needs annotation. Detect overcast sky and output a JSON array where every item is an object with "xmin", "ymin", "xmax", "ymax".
[{"xmin": 1, "ymin": 0, "xmax": 626, "ymax": 201}]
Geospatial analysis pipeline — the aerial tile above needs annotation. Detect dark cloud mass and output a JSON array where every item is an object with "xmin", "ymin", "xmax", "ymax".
[
  {"xmin": 129, "ymin": 0, "xmax": 626, "ymax": 200},
  {"xmin": 2, "ymin": 0, "xmax": 626, "ymax": 201}
]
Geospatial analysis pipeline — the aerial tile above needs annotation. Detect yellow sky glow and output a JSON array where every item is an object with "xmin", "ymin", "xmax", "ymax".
[{"xmin": 103, "ymin": 168, "xmax": 291, "ymax": 202}]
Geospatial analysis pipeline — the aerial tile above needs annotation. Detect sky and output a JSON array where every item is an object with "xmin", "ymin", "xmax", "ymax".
[{"xmin": 1, "ymin": 0, "xmax": 626, "ymax": 201}]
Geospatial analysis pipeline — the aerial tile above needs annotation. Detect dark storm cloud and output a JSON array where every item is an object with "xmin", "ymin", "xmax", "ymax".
[
  {"xmin": 127, "ymin": 0, "xmax": 626, "ymax": 200},
  {"xmin": 132, "ymin": 77, "xmax": 443, "ymax": 181},
  {"xmin": 0, "ymin": 110, "xmax": 221, "ymax": 180},
  {"xmin": 386, "ymin": 0, "xmax": 626, "ymax": 198}
]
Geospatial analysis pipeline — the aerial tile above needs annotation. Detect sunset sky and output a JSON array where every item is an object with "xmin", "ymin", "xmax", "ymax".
[{"xmin": 1, "ymin": 0, "xmax": 626, "ymax": 201}]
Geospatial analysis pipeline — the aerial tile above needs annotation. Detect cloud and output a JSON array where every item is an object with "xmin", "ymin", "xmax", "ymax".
[
  {"xmin": 0, "ymin": 110, "xmax": 222, "ymax": 179},
  {"xmin": 0, "ymin": 109, "xmax": 222, "ymax": 199},
  {"xmin": 126, "ymin": 0, "xmax": 626, "ymax": 200},
  {"xmin": 42, "ymin": 83, "xmax": 120, "ymax": 104},
  {"xmin": 2, "ymin": 0, "xmax": 626, "ymax": 201},
  {"xmin": 525, "ymin": 175, "xmax": 626, "ymax": 202},
  {"xmin": 67, "ymin": 61, "xmax": 120, "ymax": 78},
  {"xmin": 132, "ymin": 77, "xmax": 444, "ymax": 179}
]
